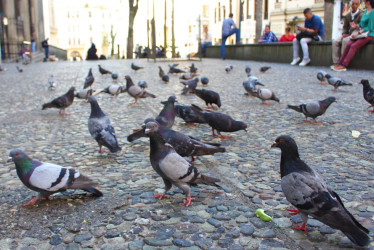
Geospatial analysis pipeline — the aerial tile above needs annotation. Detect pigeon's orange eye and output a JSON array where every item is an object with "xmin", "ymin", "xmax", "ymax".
[
  {"xmin": 14, "ymin": 153, "xmax": 19, "ymax": 157},
  {"xmin": 279, "ymin": 139, "xmax": 285, "ymax": 143},
  {"xmin": 152, "ymin": 125, "xmax": 156, "ymax": 129}
]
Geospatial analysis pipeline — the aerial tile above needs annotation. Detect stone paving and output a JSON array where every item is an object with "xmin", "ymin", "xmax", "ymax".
[{"xmin": 0, "ymin": 58, "xmax": 373, "ymax": 250}]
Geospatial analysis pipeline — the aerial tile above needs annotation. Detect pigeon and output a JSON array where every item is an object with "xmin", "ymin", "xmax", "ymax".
[
  {"xmin": 245, "ymin": 66, "xmax": 251, "ymax": 75},
  {"xmin": 98, "ymin": 65, "xmax": 112, "ymax": 75},
  {"xmin": 317, "ymin": 71, "xmax": 327, "ymax": 85},
  {"xmin": 8, "ymin": 149, "xmax": 103, "ymax": 206},
  {"xmin": 252, "ymin": 88, "xmax": 279, "ymax": 105},
  {"xmin": 168, "ymin": 63, "xmax": 179, "ymax": 68},
  {"xmin": 124, "ymin": 75, "xmax": 156, "ymax": 103},
  {"xmin": 156, "ymin": 96, "xmax": 177, "ymax": 128},
  {"xmin": 201, "ymin": 77, "xmax": 209, "ymax": 87},
  {"xmin": 181, "ymin": 77, "xmax": 199, "ymax": 95},
  {"xmin": 191, "ymin": 105, "xmax": 247, "ymax": 139},
  {"xmin": 16, "ymin": 66, "xmax": 23, "ymax": 73},
  {"xmin": 175, "ymin": 104, "xmax": 207, "ymax": 125},
  {"xmin": 84, "ymin": 68, "xmax": 94, "ymax": 89},
  {"xmin": 42, "ymin": 87, "xmax": 75, "ymax": 116},
  {"xmin": 271, "ymin": 135, "xmax": 370, "ymax": 247},
  {"xmin": 260, "ymin": 66, "xmax": 271, "ymax": 73},
  {"xmin": 138, "ymin": 80, "xmax": 148, "ymax": 89},
  {"xmin": 288, "ymin": 97, "xmax": 336, "ymax": 123},
  {"xmin": 75, "ymin": 88, "xmax": 95, "ymax": 100},
  {"xmin": 243, "ymin": 76, "xmax": 265, "ymax": 96},
  {"xmin": 180, "ymin": 72, "xmax": 199, "ymax": 80},
  {"xmin": 162, "ymin": 74, "xmax": 170, "ymax": 83},
  {"xmin": 194, "ymin": 89, "xmax": 221, "ymax": 109},
  {"xmin": 158, "ymin": 66, "xmax": 165, "ymax": 79},
  {"xmin": 225, "ymin": 65, "xmax": 233, "ymax": 73},
  {"xmin": 144, "ymin": 121, "xmax": 221, "ymax": 206},
  {"xmin": 88, "ymin": 96, "xmax": 121, "ymax": 153},
  {"xmin": 325, "ymin": 74, "xmax": 353, "ymax": 91},
  {"xmin": 128, "ymin": 118, "xmax": 225, "ymax": 162},
  {"xmin": 359, "ymin": 79, "xmax": 374, "ymax": 112},
  {"xmin": 111, "ymin": 73, "xmax": 118, "ymax": 80},
  {"xmin": 48, "ymin": 75, "xmax": 56, "ymax": 91},
  {"xmin": 131, "ymin": 62, "xmax": 143, "ymax": 71},
  {"xmin": 168, "ymin": 66, "xmax": 186, "ymax": 74},
  {"xmin": 100, "ymin": 85, "xmax": 126, "ymax": 98},
  {"xmin": 189, "ymin": 63, "xmax": 198, "ymax": 73}
]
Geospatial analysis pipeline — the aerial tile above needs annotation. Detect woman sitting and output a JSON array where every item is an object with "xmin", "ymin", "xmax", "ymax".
[
  {"xmin": 334, "ymin": 0, "xmax": 374, "ymax": 71},
  {"xmin": 278, "ymin": 27, "xmax": 295, "ymax": 42}
]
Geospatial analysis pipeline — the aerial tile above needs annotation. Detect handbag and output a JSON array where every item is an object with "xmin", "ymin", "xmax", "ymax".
[
  {"xmin": 296, "ymin": 30, "xmax": 320, "ymax": 41},
  {"xmin": 349, "ymin": 30, "xmax": 369, "ymax": 40}
]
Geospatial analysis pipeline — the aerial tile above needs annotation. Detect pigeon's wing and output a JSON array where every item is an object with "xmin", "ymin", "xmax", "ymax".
[
  {"xmin": 29, "ymin": 163, "xmax": 79, "ymax": 192},
  {"xmin": 258, "ymin": 89, "xmax": 272, "ymax": 100},
  {"xmin": 365, "ymin": 88, "xmax": 374, "ymax": 103},
  {"xmin": 128, "ymin": 85, "xmax": 143, "ymax": 97},
  {"xmin": 51, "ymin": 95, "xmax": 68, "ymax": 108},
  {"xmin": 108, "ymin": 85, "xmax": 121, "ymax": 95},
  {"xmin": 88, "ymin": 116, "xmax": 109, "ymax": 137},
  {"xmin": 304, "ymin": 102, "xmax": 322, "ymax": 116}
]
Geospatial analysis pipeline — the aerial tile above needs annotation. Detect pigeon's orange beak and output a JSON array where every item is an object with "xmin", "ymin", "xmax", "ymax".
[{"xmin": 271, "ymin": 142, "xmax": 278, "ymax": 148}]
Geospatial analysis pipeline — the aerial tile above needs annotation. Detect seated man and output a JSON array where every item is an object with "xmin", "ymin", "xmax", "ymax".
[
  {"xmin": 258, "ymin": 25, "xmax": 277, "ymax": 43},
  {"xmin": 221, "ymin": 13, "xmax": 241, "ymax": 59},
  {"xmin": 331, "ymin": 0, "xmax": 363, "ymax": 67},
  {"xmin": 290, "ymin": 8, "xmax": 324, "ymax": 66},
  {"xmin": 201, "ymin": 26, "xmax": 212, "ymax": 57}
]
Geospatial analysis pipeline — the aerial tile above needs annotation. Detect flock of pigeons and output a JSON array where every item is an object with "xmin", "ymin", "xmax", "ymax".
[{"xmin": 7, "ymin": 61, "xmax": 374, "ymax": 247}]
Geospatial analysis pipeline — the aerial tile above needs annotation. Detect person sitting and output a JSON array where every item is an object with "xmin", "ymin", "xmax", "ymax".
[
  {"xmin": 332, "ymin": 0, "xmax": 363, "ymax": 68},
  {"xmin": 334, "ymin": 0, "xmax": 374, "ymax": 71},
  {"xmin": 221, "ymin": 13, "xmax": 241, "ymax": 59},
  {"xmin": 278, "ymin": 27, "xmax": 295, "ymax": 42},
  {"xmin": 201, "ymin": 26, "xmax": 212, "ymax": 57},
  {"xmin": 258, "ymin": 25, "xmax": 277, "ymax": 43},
  {"xmin": 86, "ymin": 43, "xmax": 99, "ymax": 60},
  {"xmin": 290, "ymin": 8, "xmax": 324, "ymax": 66}
]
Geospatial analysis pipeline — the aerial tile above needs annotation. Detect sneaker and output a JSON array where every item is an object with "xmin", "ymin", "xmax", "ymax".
[
  {"xmin": 290, "ymin": 57, "xmax": 300, "ymax": 65},
  {"xmin": 333, "ymin": 65, "xmax": 347, "ymax": 72},
  {"xmin": 330, "ymin": 64, "xmax": 337, "ymax": 69},
  {"xmin": 299, "ymin": 58, "xmax": 311, "ymax": 66}
]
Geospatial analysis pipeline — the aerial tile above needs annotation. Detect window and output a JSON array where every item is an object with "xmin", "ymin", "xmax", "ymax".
[
  {"xmin": 202, "ymin": 5, "xmax": 209, "ymax": 18},
  {"xmin": 264, "ymin": 0, "xmax": 269, "ymax": 20},
  {"xmin": 67, "ymin": 11, "xmax": 70, "ymax": 18},
  {"xmin": 69, "ymin": 38, "xmax": 71, "ymax": 45},
  {"xmin": 223, "ymin": 6, "xmax": 226, "ymax": 19},
  {"xmin": 229, "ymin": 0, "xmax": 232, "ymax": 14},
  {"xmin": 218, "ymin": 2, "xmax": 221, "ymax": 21},
  {"xmin": 77, "ymin": 12, "xmax": 79, "ymax": 18},
  {"xmin": 89, "ymin": 11, "xmax": 92, "ymax": 17},
  {"xmin": 246, "ymin": 0, "xmax": 249, "ymax": 19},
  {"xmin": 89, "ymin": 25, "xmax": 92, "ymax": 31},
  {"xmin": 214, "ymin": 8, "xmax": 217, "ymax": 23}
]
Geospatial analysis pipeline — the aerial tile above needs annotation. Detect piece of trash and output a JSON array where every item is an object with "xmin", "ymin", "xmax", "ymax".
[
  {"xmin": 352, "ymin": 130, "xmax": 360, "ymax": 138},
  {"xmin": 255, "ymin": 208, "xmax": 273, "ymax": 222}
]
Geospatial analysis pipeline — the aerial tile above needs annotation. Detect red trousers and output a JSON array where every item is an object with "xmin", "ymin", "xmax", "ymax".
[{"xmin": 338, "ymin": 36, "xmax": 374, "ymax": 67}]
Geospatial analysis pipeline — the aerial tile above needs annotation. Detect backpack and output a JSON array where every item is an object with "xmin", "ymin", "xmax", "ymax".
[{"xmin": 41, "ymin": 40, "xmax": 48, "ymax": 48}]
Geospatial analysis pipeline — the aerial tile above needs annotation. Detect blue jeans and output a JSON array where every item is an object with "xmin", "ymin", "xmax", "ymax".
[
  {"xmin": 31, "ymin": 42, "xmax": 36, "ymax": 52},
  {"xmin": 44, "ymin": 47, "xmax": 49, "ymax": 59},
  {"xmin": 201, "ymin": 42, "xmax": 212, "ymax": 55},
  {"xmin": 221, "ymin": 28, "xmax": 240, "ymax": 58}
]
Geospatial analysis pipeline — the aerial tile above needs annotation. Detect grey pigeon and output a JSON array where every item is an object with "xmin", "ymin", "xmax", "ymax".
[
  {"xmin": 138, "ymin": 80, "xmax": 148, "ymax": 89},
  {"xmin": 191, "ymin": 105, "xmax": 247, "ymax": 139},
  {"xmin": 225, "ymin": 65, "xmax": 232, "ymax": 73},
  {"xmin": 181, "ymin": 77, "xmax": 199, "ymax": 95},
  {"xmin": 168, "ymin": 63, "xmax": 179, "ymax": 68},
  {"xmin": 16, "ymin": 66, "xmax": 23, "ymax": 73},
  {"xmin": 325, "ymin": 74, "xmax": 353, "ymax": 91},
  {"xmin": 175, "ymin": 104, "xmax": 207, "ymax": 125},
  {"xmin": 111, "ymin": 73, "xmax": 118, "ymax": 80},
  {"xmin": 180, "ymin": 72, "xmax": 199, "ymax": 80},
  {"xmin": 48, "ymin": 75, "xmax": 56, "ymax": 91},
  {"xmin": 8, "ymin": 149, "xmax": 102, "ymax": 206},
  {"xmin": 162, "ymin": 74, "xmax": 170, "ymax": 83},
  {"xmin": 168, "ymin": 66, "xmax": 186, "ymax": 74},
  {"xmin": 88, "ymin": 96, "xmax": 121, "ymax": 153},
  {"xmin": 189, "ymin": 63, "xmax": 198, "ymax": 73},
  {"xmin": 194, "ymin": 89, "xmax": 221, "ymax": 109},
  {"xmin": 252, "ymin": 88, "xmax": 279, "ymax": 104},
  {"xmin": 158, "ymin": 66, "xmax": 165, "ymax": 79},
  {"xmin": 359, "ymin": 79, "xmax": 374, "ymax": 112},
  {"xmin": 144, "ymin": 121, "xmax": 221, "ymax": 206},
  {"xmin": 245, "ymin": 66, "xmax": 251, "ymax": 75},
  {"xmin": 98, "ymin": 65, "xmax": 112, "ymax": 75},
  {"xmin": 243, "ymin": 75, "xmax": 264, "ymax": 96},
  {"xmin": 317, "ymin": 71, "xmax": 327, "ymax": 85},
  {"xmin": 131, "ymin": 62, "xmax": 143, "ymax": 71},
  {"xmin": 271, "ymin": 135, "xmax": 370, "ymax": 247},
  {"xmin": 42, "ymin": 87, "xmax": 75, "ymax": 116},
  {"xmin": 156, "ymin": 96, "xmax": 177, "ymax": 128},
  {"xmin": 75, "ymin": 88, "xmax": 95, "ymax": 100},
  {"xmin": 288, "ymin": 97, "xmax": 336, "ymax": 123},
  {"xmin": 201, "ymin": 77, "xmax": 209, "ymax": 87},
  {"xmin": 84, "ymin": 68, "xmax": 94, "ymax": 89},
  {"xmin": 128, "ymin": 118, "xmax": 224, "ymax": 162},
  {"xmin": 260, "ymin": 66, "xmax": 271, "ymax": 73},
  {"xmin": 100, "ymin": 85, "xmax": 126, "ymax": 98},
  {"xmin": 124, "ymin": 75, "xmax": 156, "ymax": 103}
]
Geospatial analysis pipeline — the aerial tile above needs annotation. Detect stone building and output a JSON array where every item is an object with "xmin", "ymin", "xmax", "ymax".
[{"xmin": 0, "ymin": 0, "xmax": 45, "ymax": 59}]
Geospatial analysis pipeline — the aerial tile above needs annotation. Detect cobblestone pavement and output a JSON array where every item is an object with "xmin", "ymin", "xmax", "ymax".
[{"xmin": 0, "ymin": 59, "xmax": 373, "ymax": 250}]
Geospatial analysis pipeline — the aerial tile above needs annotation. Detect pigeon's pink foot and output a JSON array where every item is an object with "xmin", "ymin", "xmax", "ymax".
[
  {"xmin": 189, "ymin": 156, "xmax": 196, "ymax": 163},
  {"xmin": 212, "ymin": 130, "xmax": 218, "ymax": 137},
  {"xmin": 367, "ymin": 105, "xmax": 372, "ymax": 109},
  {"xmin": 220, "ymin": 135, "xmax": 231, "ymax": 139},
  {"xmin": 24, "ymin": 197, "xmax": 39, "ymax": 206},
  {"xmin": 369, "ymin": 109, "xmax": 374, "ymax": 113},
  {"xmin": 58, "ymin": 110, "xmax": 63, "ymax": 115},
  {"xmin": 262, "ymin": 102, "xmax": 271, "ymax": 105},
  {"xmin": 132, "ymin": 99, "xmax": 138, "ymax": 104},
  {"xmin": 180, "ymin": 195, "xmax": 195, "ymax": 207},
  {"xmin": 293, "ymin": 222, "xmax": 308, "ymax": 234},
  {"xmin": 287, "ymin": 208, "xmax": 299, "ymax": 215},
  {"xmin": 152, "ymin": 194, "xmax": 169, "ymax": 200},
  {"xmin": 64, "ymin": 112, "xmax": 71, "ymax": 116},
  {"xmin": 206, "ymin": 106, "xmax": 213, "ymax": 110},
  {"xmin": 332, "ymin": 88, "xmax": 337, "ymax": 92},
  {"xmin": 313, "ymin": 120, "xmax": 322, "ymax": 124},
  {"xmin": 304, "ymin": 120, "xmax": 311, "ymax": 124},
  {"xmin": 98, "ymin": 148, "xmax": 105, "ymax": 153},
  {"xmin": 42, "ymin": 196, "xmax": 50, "ymax": 200}
]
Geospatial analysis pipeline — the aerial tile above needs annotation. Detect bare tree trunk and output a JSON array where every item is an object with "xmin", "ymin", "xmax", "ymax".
[
  {"xmin": 171, "ymin": 0, "xmax": 175, "ymax": 57},
  {"xmin": 127, "ymin": 0, "xmax": 139, "ymax": 59},
  {"xmin": 110, "ymin": 25, "xmax": 117, "ymax": 57},
  {"xmin": 255, "ymin": 0, "xmax": 263, "ymax": 42},
  {"xmin": 324, "ymin": 0, "xmax": 334, "ymax": 40}
]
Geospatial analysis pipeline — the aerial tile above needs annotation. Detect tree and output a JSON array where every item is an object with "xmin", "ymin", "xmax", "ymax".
[
  {"xmin": 324, "ymin": 0, "xmax": 334, "ymax": 40},
  {"xmin": 255, "ymin": 0, "xmax": 263, "ymax": 42},
  {"xmin": 127, "ymin": 0, "xmax": 140, "ymax": 59},
  {"xmin": 110, "ymin": 25, "xmax": 117, "ymax": 57}
]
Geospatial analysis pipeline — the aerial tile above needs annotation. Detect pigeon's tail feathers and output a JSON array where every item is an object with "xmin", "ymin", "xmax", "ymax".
[
  {"xmin": 272, "ymin": 94, "xmax": 280, "ymax": 103},
  {"xmin": 342, "ymin": 82, "xmax": 353, "ymax": 86},
  {"xmin": 83, "ymin": 187, "xmax": 103, "ymax": 197},
  {"xmin": 287, "ymin": 104, "xmax": 302, "ymax": 113},
  {"xmin": 42, "ymin": 102, "xmax": 54, "ymax": 110},
  {"xmin": 144, "ymin": 92, "xmax": 156, "ymax": 98},
  {"xmin": 108, "ymin": 145, "xmax": 122, "ymax": 153},
  {"xmin": 216, "ymin": 98, "xmax": 222, "ymax": 108},
  {"xmin": 195, "ymin": 174, "xmax": 220, "ymax": 187},
  {"xmin": 70, "ymin": 174, "xmax": 97, "ymax": 189},
  {"xmin": 100, "ymin": 87, "xmax": 109, "ymax": 93},
  {"xmin": 342, "ymin": 226, "xmax": 370, "ymax": 247}
]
